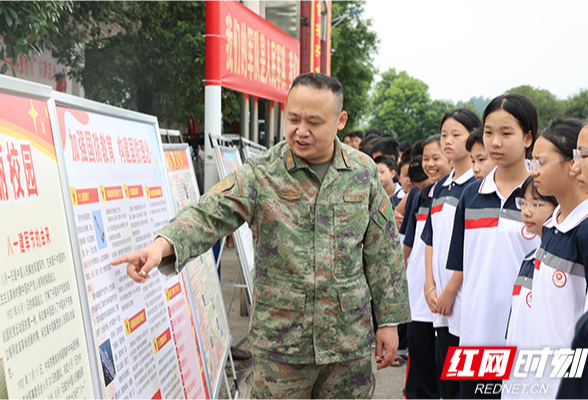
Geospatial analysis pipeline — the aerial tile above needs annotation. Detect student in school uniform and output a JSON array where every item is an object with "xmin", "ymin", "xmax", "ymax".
[
  {"xmin": 467, "ymin": 127, "xmax": 496, "ymax": 180},
  {"xmin": 375, "ymin": 155, "xmax": 405, "ymax": 208},
  {"xmin": 522, "ymin": 118, "xmax": 588, "ymax": 399},
  {"xmin": 421, "ymin": 108, "xmax": 481, "ymax": 399},
  {"xmin": 502, "ymin": 176, "xmax": 557, "ymax": 399},
  {"xmin": 403, "ymin": 137, "xmax": 452, "ymax": 399},
  {"xmin": 445, "ymin": 93, "xmax": 541, "ymax": 399}
]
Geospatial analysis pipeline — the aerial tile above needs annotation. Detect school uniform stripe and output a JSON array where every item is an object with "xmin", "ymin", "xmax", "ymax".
[
  {"xmin": 417, "ymin": 207, "xmax": 429, "ymax": 221},
  {"xmin": 464, "ymin": 217, "xmax": 499, "ymax": 230},
  {"xmin": 465, "ymin": 208, "xmax": 500, "ymax": 220},
  {"xmin": 512, "ymin": 285, "xmax": 522, "ymax": 296},
  {"xmin": 513, "ymin": 275, "xmax": 533, "ymax": 291},
  {"xmin": 535, "ymin": 247, "xmax": 586, "ymax": 278}
]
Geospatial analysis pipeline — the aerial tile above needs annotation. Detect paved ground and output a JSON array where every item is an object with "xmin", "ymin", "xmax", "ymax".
[{"xmin": 217, "ymin": 247, "xmax": 407, "ymax": 399}]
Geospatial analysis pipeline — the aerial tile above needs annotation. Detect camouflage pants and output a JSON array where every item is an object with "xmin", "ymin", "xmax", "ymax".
[{"xmin": 246, "ymin": 354, "xmax": 375, "ymax": 399}]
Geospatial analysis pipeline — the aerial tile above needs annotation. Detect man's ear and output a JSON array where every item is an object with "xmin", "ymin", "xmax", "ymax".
[{"xmin": 337, "ymin": 111, "xmax": 348, "ymax": 131}]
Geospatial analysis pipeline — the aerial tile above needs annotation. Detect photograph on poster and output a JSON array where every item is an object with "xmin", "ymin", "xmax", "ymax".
[{"xmin": 99, "ymin": 339, "xmax": 116, "ymax": 387}]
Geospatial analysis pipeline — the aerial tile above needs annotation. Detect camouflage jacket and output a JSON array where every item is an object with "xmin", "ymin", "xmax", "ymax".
[{"xmin": 158, "ymin": 139, "xmax": 410, "ymax": 364}]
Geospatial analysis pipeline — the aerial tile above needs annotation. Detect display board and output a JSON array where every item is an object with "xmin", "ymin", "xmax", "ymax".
[
  {"xmin": 51, "ymin": 93, "xmax": 208, "ymax": 399},
  {"xmin": 242, "ymin": 145, "xmax": 263, "ymax": 160},
  {"xmin": 0, "ymin": 78, "xmax": 95, "ymax": 398},
  {"xmin": 163, "ymin": 143, "xmax": 232, "ymax": 399},
  {"xmin": 212, "ymin": 146, "xmax": 255, "ymax": 302}
]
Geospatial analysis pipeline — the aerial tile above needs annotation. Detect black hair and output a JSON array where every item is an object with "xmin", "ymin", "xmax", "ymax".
[
  {"xmin": 539, "ymin": 117, "xmax": 584, "ymax": 159},
  {"xmin": 360, "ymin": 137, "xmax": 380, "ymax": 156},
  {"xmin": 371, "ymin": 136, "xmax": 400, "ymax": 160},
  {"xmin": 483, "ymin": 93, "xmax": 538, "ymax": 159},
  {"xmin": 408, "ymin": 155, "xmax": 428, "ymax": 183},
  {"xmin": 398, "ymin": 141, "xmax": 411, "ymax": 154},
  {"xmin": 466, "ymin": 127, "xmax": 484, "ymax": 152},
  {"xmin": 365, "ymin": 127, "xmax": 383, "ymax": 137},
  {"xmin": 410, "ymin": 140, "xmax": 424, "ymax": 159},
  {"xmin": 289, "ymin": 72, "xmax": 344, "ymax": 114},
  {"xmin": 422, "ymin": 134, "xmax": 441, "ymax": 150},
  {"xmin": 349, "ymin": 130, "xmax": 364, "ymax": 140},
  {"xmin": 342, "ymin": 133, "xmax": 351, "ymax": 140},
  {"xmin": 374, "ymin": 155, "xmax": 397, "ymax": 173},
  {"xmin": 397, "ymin": 158, "xmax": 410, "ymax": 176},
  {"xmin": 440, "ymin": 107, "xmax": 481, "ymax": 134},
  {"xmin": 520, "ymin": 176, "xmax": 558, "ymax": 208}
]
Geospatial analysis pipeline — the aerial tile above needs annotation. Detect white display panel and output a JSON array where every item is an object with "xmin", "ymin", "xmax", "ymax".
[
  {"xmin": 163, "ymin": 143, "xmax": 232, "ymax": 399},
  {"xmin": 0, "ymin": 78, "xmax": 94, "ymax": 399},
  {"xmin": 212, "ymin": 146, "xmax": 255, "ymax": 302},
  {"xmin": 51, "ymin": 94, "xmax": 208, "ymax": 399}
]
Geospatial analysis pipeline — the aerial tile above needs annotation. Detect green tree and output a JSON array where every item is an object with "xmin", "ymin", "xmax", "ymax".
[
  {"xmin": 0, "ymin": 1, "xmax": 72, "ymax": 75},
  {"xmin": 370, "ymin": 68, "xmax": 454, "ymax": 143},
  {"xmin": 506, "ymin": 85, "xmax": 563, "ymax": 130},
  {"xmin": 331, "ymin": 0, "xmax": 378, "ymax": 133},
  {"xmin": 563, "ymin": 89, "xmax": 588, "ymax": 120},
  {"xmin": 48, "ymin": 2, "xmax": 239, "ymax": 129}
]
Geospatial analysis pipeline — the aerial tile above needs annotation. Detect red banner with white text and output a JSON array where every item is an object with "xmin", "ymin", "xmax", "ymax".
[{"xmin": 207, "ymin": 0, "xmax": 300, "ymax": 103}]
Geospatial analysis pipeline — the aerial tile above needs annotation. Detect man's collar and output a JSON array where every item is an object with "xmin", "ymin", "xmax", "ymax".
[{"xmin": 283, "ymin": 138, "xmax": 352, "ymax": 173}]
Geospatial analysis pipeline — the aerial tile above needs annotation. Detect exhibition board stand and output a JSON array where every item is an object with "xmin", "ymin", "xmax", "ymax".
[
  {"xmin": 163, "ymin": 143, "xmax": 238, "ymax": 399},
  {"xmin": 0, "ymin": 74, "xmax": 239, "ymax": 399}
]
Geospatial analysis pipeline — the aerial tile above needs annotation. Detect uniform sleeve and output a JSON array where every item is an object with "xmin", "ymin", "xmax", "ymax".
[
  {"xmin": 363, "ymin": 169, "xmax": 411, "ymax": 326},
  {"xmin": 403, "ymin": 199, "xmax": 418, "ymax": 248},
  {"xmin": 158, "ymin": 162, "xmax": 257, "ymax": 274},
  {"xmin": 421, "ymin": 208, "xmax": 433, "ymax": 246},
  {"xmin": 446, "ymin": 186, "xmax": 468, "ymax": 272}
]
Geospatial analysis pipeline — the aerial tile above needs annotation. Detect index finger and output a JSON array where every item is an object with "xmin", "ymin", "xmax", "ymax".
[{"xmin": 111, "ymin": 254, "xmax": 132, "ymax": 266}]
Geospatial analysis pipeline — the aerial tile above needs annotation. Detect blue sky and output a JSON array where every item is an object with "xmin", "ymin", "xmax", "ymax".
[{"xmin": 363, "ymin": 0, "xmax": 588, "ymax": 103}]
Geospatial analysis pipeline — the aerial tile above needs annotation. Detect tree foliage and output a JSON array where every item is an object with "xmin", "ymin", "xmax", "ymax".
[
  {"xmin": 331, "ymin": 0, "xmax": 378, "ymax": 133},
  {"xmin": 562, "ymin": 89, "xmax": 588, "ymax": 121},
  {"xmin": 47, "ymin": 1, "xmax": 239, "ymax": 129},
  {"xmin": 370, "ymin": 69, "xmax": 455, "ymax": 143},
  {"xmin": 506, "ymin": 85, "xmax": 563, "ymax": 131},
  {"xmin": 0, "ymin": 1, "xmax": 72, "ymax": 75}
]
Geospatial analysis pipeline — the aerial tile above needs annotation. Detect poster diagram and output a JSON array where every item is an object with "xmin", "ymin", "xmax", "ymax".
[
  {"xmin": 55, "ymin": 102, "xmax": 207, "ymax": 399},
  {"xmin": 0, "ymin": 91, "xmax": 94, "ymax": 399}
]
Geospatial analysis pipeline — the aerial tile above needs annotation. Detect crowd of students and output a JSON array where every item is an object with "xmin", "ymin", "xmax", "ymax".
[{"xmin": 342, "ymin": 93, "xmax": 588, "ymax": 399}]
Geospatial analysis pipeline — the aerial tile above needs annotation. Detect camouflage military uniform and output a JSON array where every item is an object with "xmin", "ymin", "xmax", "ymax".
[{"xmin": 158, "ymin": 138, "xmax": 410, "ymax": 396}]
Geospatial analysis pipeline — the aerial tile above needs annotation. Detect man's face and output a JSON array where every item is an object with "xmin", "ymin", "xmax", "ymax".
[
  {"xmin": 351, "ymin": 136, "xmax": 362, "ymax": 150},
  {"xmin": 285, "ymin": 85, "xmax": 347, "ymax": 163}
]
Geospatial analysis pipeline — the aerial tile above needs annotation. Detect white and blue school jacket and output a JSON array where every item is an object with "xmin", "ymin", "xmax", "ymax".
[
  {"xmin": 421, "ymin": 168, "xmax": 476, "ymax": 335},
  {"xmin": 391, "ymin": 183, "xmax": 405, "ymax": 208},
  {"xmin": 403, "ymin": 187, "xmax": 435, "ymax": 323},
  {"xmin": 506, "ymin": 248, "xmax": 537, "ymax": 347},
  {"xmin": 399, "ymin": 187, "xmax": 421, "ymax": 252},
  {"xmin": 446, "ymin": 167, "xmax": 540, "ymax": 346},
  {"xmin": 502, "ymin": 248, "xmax": 537, "ymax": 400},
  {"xmin": 523, "ymin": 202, "xmax": 588, "ymax": 399}
]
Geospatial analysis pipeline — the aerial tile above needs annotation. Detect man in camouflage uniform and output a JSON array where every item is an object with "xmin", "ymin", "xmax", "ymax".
[{"xmin": 113, "ymin": 73, "xmax": 410, "ymax": 399}]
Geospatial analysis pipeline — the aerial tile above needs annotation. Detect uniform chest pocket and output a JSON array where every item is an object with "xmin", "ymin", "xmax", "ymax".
[
  {"xmin": 258, "ymin": 198, "xmax": 312, "ymax": 276},
  {"xmin": 334, "ymin": 203, "xmax": 369, "ymax": 277}
]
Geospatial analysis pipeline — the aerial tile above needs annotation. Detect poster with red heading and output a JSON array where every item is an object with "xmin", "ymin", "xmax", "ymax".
[
  {"xmin": 55, "ymin": 104, "xmax": 207, "ymax": 399},
  {"xmin": 0, "ymin": 91, "xmax": 94, "ymax": 398}
]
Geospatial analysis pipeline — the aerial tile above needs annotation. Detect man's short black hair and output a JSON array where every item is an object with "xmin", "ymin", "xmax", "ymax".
[
  {"xmin": 289, "ymin": 72, "xmax": 344, "ymax": 114},
  {"xmin": 371, "ymin": 137, "xmax": 400, "ymax": 160},
  {"xmin": 374, "ymin": 155, "xmax": 397, "ymax": 173}
]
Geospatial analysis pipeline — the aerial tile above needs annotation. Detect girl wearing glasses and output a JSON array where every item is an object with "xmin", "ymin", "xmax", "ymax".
[
  {"xmin": 502, "ymin": 176, "xmax": 557, "ymax": 399},
  {"xmin": 421, "ymin": 108, "xmax": 480, "ymax": 400},
  {"xmin": 522, "ymin": 117, "xmax": 588, "ymax": 398},
  {"xmin": 445, "ymin": 93, "xmax": 540, "ymax": 399}
]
